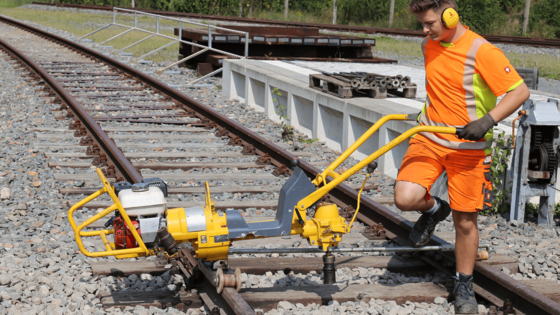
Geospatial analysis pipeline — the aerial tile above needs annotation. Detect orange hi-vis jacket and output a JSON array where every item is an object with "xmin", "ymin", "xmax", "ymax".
[{"xmin": 417, "ymin": 26, "xmax": 524, "ymax": 155}]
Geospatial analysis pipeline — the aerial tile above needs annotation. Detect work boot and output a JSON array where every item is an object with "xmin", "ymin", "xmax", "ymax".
[
  {"xmin": 453, "ymin": 273, "xmax": 478, "ymax": 314},
  {"xmin": 408, "ymin": 196, "xmax": 451, "ymax": 247}
]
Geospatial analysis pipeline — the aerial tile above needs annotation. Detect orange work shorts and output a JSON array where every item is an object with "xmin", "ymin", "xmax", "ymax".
[{"xmin": 396, "ymin": 135, "xmax": 493, "ymax": 212}]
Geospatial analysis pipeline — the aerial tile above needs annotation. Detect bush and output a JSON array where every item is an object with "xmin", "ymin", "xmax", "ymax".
[
  {"xmin": 458, "ymin": 0, "xmax": 507, "ymax": 34},
  {"xmin": 167, "ymin": 0, "xmax": 238, "ymax": 15},
  {"xmin": 529, "ymin": 0, "xmax": 560, "ymax": 39},
  {"xmin": 337, "ymin": 0, "xmax": 411, "ymax": 26}
]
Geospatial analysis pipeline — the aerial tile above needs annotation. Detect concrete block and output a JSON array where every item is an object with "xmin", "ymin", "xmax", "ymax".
[
  {"xmin": 317, "ymin": 94, "xmax": 347, "ymax": 152},
  {"xmin": 291, "ymin": 94, "xmax": 315, "ymax": 138},
  {"xmin": 247, "ymin": 77, "xmax": 266, "ymax": 112},
  {"xmin": 231, "ymin": 70, "xmax": 246, "ymax": 102}
]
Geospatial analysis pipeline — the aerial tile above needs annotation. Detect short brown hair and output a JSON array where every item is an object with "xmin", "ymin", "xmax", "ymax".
[{"xmin": 408, "ymin": 0, "xmax": 457, "ymax": 14}]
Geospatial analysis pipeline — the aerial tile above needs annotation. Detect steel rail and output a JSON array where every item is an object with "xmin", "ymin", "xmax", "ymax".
[
  {"xmin": 32, "ymin": 2, "xmax": 560, "ymax": 49},
  {"xmin": 3, "ymin": 14, "xmax": 560, "ymax": 315},
  {"xmin": 0, "ymin": 34, "xmax": 141, "ymax": 184}
]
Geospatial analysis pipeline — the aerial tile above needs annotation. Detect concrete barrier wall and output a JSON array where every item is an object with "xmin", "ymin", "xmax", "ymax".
[{"xmin": 223, "ymin": 59, "xmax": 423, "ymax": 179}]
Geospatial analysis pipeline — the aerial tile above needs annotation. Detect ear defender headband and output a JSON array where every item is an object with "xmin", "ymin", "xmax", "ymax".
[{"xmin": 432, "ymin": 0, "xmax": 460, "ymax": 29}]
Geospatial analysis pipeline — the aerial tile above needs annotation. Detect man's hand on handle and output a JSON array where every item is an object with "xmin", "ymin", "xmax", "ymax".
[{"xmin": 457, "ymin": 113, "xmax": 497, "ymax": 141}]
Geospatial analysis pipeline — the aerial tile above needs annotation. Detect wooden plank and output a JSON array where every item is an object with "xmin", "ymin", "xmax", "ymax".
[
  {"xmin": 54, "ymin": 172, "xmax": 277, "ymax": 181},
  {"xmin": 66, "ymin": 199, "xmax": 278, "ymax": 210},
  {"xmin": 37, "ymin": 134, "xmax": 215, "ymax": 141},
  {"xmin": 48, "ymin": 160, "xmax": 332, "ymax": 170},
  {"xmin": 91, "ymin": 254, "xmax": 519, "ymax": 280},
  {"xmin": 521, "ymin": 279, "xmax": 560, "ymax": 303},
  {"xmin": 44, "ymin": 151, "xmax": 316, "ymax": 158},
  {"xmin": 100, "ymin": 289, "xmax": 202, "ymax": 311},
  {"xmin": 216, "ymin": 25, "xmax": 320, "ymax": 36},
  {"xmin": 68, "ymin": 193, "xmax": 391, "ymax": 210},
  {"xmin": 60, "ymin": 183, "xmax": 377, "ymax": 195},
  {"xmin": 309, "ymin": 74, "xmax": 353, "ymax": 99},
  {"xmin": 30, "ymin": 126, "xmax": 264, "ymax": 133},
  {"xmin": 91, "ymin": 256, "xmax": 431, "ymax": 278},
  {"xmin": 35, "ymin": 141, "xmax": 299, "ymax": 150},
  {"xmin": 240, "ymin": 283, "xmax": 448, "ymax": 310},
  {"xmin": 49, "ymin": 161, "xmax": 269, "ymax": 170},
  {"xmin": 230, "ymin": 256, "xmax": 432, "ymax": 276},
  {"xmin": 34, "ymin": 142, "xmax": 224, "ymax": 149},
  {"xmin": 62, "ymin": 185, "xmax": 282, "ymax": 195},
  {"xmin": 92, "ymin": 261, "xmax": 169, "ymax": 277},
  {"xmin": 197, "ymin": 63, "xmax": 214, "ymax": 76}
]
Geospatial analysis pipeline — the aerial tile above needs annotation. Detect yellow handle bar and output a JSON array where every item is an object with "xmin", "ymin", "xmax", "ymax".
[
  {"xmin": 299, "ymin": 118, "xmax": 458, "ymax": 211},
  {"xmin": 67, "ymin": 169, "xmax": 151, "ymax": 258}
]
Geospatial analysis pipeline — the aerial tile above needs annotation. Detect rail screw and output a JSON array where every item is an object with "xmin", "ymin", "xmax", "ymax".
[{"xmin": 323, "ymin": 254, "xmax": 336, "ymax": 285}]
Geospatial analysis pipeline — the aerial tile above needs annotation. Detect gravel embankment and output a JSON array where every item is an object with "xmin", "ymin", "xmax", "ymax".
[{"xmin": 1, "ymin": 9, "xmax": 560, "ymax": 315}]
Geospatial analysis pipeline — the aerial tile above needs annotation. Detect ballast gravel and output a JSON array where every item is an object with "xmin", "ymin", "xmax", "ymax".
[{"xmin": 0, "ymin": 10, "xmax": 559, "ymax": 315}]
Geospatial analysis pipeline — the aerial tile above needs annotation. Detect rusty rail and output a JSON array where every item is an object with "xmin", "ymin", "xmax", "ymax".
[
  {"xmin": 2, "ymin": 13, "xmax": 560, "ymax": 315},
  {"xmin": 32, "ymin": 2, "xmax": 560, "ymax": 49},
  {"xmin": 0, "ymin": 35, "xmax": 141, "ymax": 184}
]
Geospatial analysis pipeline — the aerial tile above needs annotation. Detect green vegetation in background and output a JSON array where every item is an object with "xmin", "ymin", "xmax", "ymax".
[
  {"xmin": 42, "ymin": 0, "xmax": 559, "ymax": 38},
  {"xmin": 0, "ymin": 0, "xmax": 49, "ymax": 8},
  {"xmin": 525, "ymin": 202, "xmax": 560, "ymax": 219},
  {"xmin": 2, "ymin": 6, "xmax": 560, "ymax": 80}
]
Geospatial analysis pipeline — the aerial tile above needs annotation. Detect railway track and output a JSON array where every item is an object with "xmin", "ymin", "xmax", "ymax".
[
  {"xmin": 31, "ymin": 2, "xmax": 560, "ymax": 49},
  {"xmin": 1, "ymin": 13, "xmax": 560, "ymax": 315}
]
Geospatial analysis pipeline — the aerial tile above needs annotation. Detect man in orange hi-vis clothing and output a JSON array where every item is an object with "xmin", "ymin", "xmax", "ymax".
[{"xmin": 395, "ymin": 0, "xmax": 530, "ymax": 313}]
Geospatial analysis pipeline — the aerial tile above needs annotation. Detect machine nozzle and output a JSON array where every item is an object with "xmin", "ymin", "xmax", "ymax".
[{"xmin": 157, "ymin": 227, "xmax": 178, "ymax": 255}]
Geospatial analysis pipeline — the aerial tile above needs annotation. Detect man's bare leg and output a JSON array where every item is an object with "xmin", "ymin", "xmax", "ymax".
[
  {"xmin": 394, "ymin": 181, "xmax": 434, "ymax": 212},
  {"xmin": 451, "ymin": 210, "xmax": 479, "ymax": 313},
  {"xmin": 394, "ymin": 181, "xmax": 453, "ymax": 247},
  {"xmin": 453, "ymin": 210, "xmax": 479, "ymax": 275}
]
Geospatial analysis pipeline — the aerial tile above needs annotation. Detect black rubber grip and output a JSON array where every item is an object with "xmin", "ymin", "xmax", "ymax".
[{"xmin": 455, "ymin": 128, "xmax": 464, "ymax": 135}]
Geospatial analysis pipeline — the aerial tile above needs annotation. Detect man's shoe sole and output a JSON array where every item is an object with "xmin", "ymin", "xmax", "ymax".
[{"xmin": 408, "ymin": 199, "xmax": 452, "ymax": 247}]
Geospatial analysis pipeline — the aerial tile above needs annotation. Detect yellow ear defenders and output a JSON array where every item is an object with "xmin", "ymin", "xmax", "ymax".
[{"xmin": 433, "ymin": 0, "xmax": 460, "ymax": 29}]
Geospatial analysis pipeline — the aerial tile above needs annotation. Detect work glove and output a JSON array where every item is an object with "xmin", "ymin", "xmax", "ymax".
[{"xmin": 457, "ymin": 113, "xmax": 497, "ymax": 141}]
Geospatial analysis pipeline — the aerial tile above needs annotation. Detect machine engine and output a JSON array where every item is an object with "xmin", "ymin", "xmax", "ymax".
[{"xmin": 111, "ymin": 179, "xmax": 168, "ymax": 250}]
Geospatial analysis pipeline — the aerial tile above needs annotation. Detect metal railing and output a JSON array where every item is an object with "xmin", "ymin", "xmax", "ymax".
[{"xmin": 79, "ymin": 7, "xmax": 249, "ymax": 85}]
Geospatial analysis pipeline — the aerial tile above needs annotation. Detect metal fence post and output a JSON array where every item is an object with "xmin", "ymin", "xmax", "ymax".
[
  {"xmin": 134, "ymin": 11, "xmax": 137, "ymax": 28},
  {"xmin": 332, "ymin": 0, "xmax": 337, "ymax": 24},
  {"xmin": 179, "ymin": 21, "xmax": 182, "ymax": 41},
  {"xmin": 244, "ymin": 32, "xmax": 249, "ymax": 58},
  {"xmin": 113, "ymin": 8, "xmax": 116, "ymax": 24},
  {"xmin": 389, "ymin": 0, "xmax": 395, "ymax": 28},
  {"xmin": 522, "ymin": 0, "xmax": 531, "ymax": 36},
  {"xmin": 208, "ymin": 26, "xmax": 212, "ymax": 49},
  {"xmin": 156, "ymin": 16, "xmax": 160, "ymax": 34}
]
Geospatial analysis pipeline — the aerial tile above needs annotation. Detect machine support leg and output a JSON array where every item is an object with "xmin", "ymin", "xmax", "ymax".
[
  {"xmin": 538, "ymin": 194, "xmax": 555, "ymax": 226},
  {"xmin": 323, "ymin": 254, "xmax": 336, "ymax": 284}
]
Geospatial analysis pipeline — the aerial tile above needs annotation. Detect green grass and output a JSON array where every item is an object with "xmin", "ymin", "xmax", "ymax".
[
  {"xmin": 506, "ymin": 51, "xmax": 560, "ymax": 81},
  {"xmin": 0, "ymin": 7, "xmax": 205, "ymax": 62},
  {"xmin": 335, "ymin": 31, "xmax": 560, "ymax": 81},
  {"xmin": 0, "ymin": 0, "xmax": 48, "ymax": 9}
]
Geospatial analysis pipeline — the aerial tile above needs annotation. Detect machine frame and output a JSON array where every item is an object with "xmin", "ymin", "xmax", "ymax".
[{"xmin": 68, "ymin": 114, "xmax": 460, "ymax": 260}]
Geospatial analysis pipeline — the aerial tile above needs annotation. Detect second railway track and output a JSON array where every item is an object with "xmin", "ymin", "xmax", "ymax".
[{"xmin": 1, "ymin": 13, "xmax": 560, "ymax": 315}]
